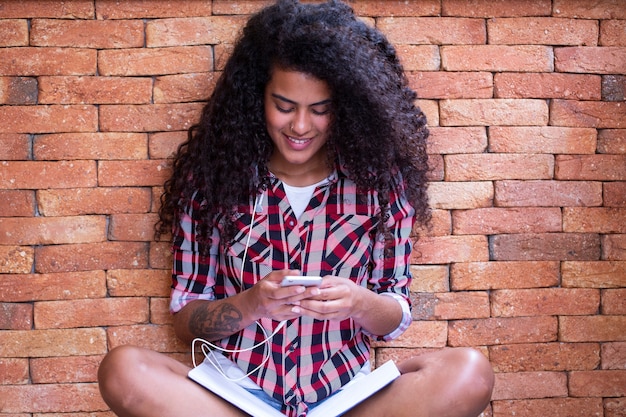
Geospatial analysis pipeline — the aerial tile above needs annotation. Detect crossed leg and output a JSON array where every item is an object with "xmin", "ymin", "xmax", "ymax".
[{"xmin": 98, "ymin": 345, "xmax": 494, "ymax": 417}]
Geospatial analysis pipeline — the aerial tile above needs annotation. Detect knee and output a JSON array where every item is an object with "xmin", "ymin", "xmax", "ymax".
[
  {"xmin": 98, "ymin": 345, "xmax": 145, "ymax": 404},
  {"xmin": 451, "ymin": 348, "xmax": 495, "ymax": 408}
]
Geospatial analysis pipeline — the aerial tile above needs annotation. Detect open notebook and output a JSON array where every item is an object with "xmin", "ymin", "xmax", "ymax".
[{"xmin": 188, "ymin": 359, "xmax": 400, "ymax": 417}]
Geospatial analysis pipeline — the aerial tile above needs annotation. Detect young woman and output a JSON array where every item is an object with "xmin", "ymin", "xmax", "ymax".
[{"xmin": 98, "ymin": 1, "xmax": 494, "ymax": 416}]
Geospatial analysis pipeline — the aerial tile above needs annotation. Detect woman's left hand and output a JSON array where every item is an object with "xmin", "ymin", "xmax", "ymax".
[{"xmin": 295, "ymin": 276, "xmax": 365, "ymax": 321}]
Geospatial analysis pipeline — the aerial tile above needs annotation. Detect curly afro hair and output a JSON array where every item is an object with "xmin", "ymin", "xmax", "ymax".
[{"xmin": 157, "ymin": 0, "xmax": 430, "ymax": 252}]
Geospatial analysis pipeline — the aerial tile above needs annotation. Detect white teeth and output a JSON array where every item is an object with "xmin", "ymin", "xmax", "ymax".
[{"xmin": 288, "ymin": 136, "xmax": 309, "ymax": 144}]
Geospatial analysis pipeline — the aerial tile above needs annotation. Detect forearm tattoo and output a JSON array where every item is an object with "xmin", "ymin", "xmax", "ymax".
[{"xmin": 188, "ymin": 303, "xmax": 243, "ymax": 341}]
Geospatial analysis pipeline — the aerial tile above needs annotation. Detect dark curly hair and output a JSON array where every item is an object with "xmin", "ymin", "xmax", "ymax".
[{"xmin": 156, "ymin": 0, "xmax": 430, "ymax": 253}]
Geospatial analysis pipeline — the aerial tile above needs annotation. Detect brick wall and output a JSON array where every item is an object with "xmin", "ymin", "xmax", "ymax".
[{"xmin": 0, "ymin": 0, "xmax": 624, "ymax": 415}]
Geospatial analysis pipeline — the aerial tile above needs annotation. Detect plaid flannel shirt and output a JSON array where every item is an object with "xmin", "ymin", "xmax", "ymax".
[{"xmin": 170, "ymin": 165, "xmax": 416, "ymax": 417}]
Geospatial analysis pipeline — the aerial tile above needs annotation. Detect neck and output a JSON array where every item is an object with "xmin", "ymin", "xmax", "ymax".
[{"xmin": 268, "ymin": 159, "xmax": 331, "ymax": 187}]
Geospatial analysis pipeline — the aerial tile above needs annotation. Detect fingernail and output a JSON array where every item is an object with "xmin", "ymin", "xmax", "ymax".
[{"xmin": 291, "ymin": 306, "xmax": 301, "ymax": 314}]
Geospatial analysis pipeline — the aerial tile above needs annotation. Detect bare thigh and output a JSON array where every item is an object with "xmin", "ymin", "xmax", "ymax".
[
  {"xmin": 344, "ymin": 348, "xmax": 494, "ymax": 417},
  {"xmin": 98, "ymin": 345, "xmax": 250, "ymax": 417}
]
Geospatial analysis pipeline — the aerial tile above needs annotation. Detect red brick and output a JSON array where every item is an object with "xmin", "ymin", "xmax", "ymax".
[
  {"xmin": 98, "ymin": 46, "xmax": 212, "ymax": 76},
  {"xmin": 0, "ymin": 271, "xmax": 106, "ymax": 302},
  {"xmin": 0, "ymin": 383, "xmax": 105, "ymax": 413},
  {"xmin": 551, "ymin": 100, "xmax": 626, "ymax": 129},
  {"xmin": 0, "ymin": 47, "xmax": 96, "ymax": 76},
  {"xmin": 598, "ymin": 129, "xmax": 626, "ymax": 154},
  {"xmin": 442, "ymin": 0, "xmax": 551, "ymax": 17},
  {"xmin": 0, "ymin": 328, "xmax": 106, "ymax": 357},
  {"xmin": 31, "ymin": 19, "xmax": 144, "ymax": 48},
  {"xmin": 0, "ymin": 216, "xmax": 106, "ymax": 245},
  {"xmin": 491, "ymin": 233, "xmax": 601, "ymax": 261},
  {"xmin": 416, "ymin": 99, "xmax": 439, "ymax": 125},
  {"xmin": 34, "ymin": 132, "xmax": 148, "ymax": 160},
  {"xmin": 413, "ymin": 209, "xmax": 451, "ymax": 238},
  {"xmin": 451, "ymin": 261, "xmax": 560, "ymax": 290},
  {"xmin": 492, "ymin": 371, "xmax": 567, "ymax": 400},
  {"xmin": 37, "ymin": 187, "xmax": 151, "ymax": 216},
  {"xmin": 107, "ymin": 324, "xmax": 186, "ymax": 352},
  {"xmin": 605, "ymin": 182, "xmax": 626, "ymax": 208},
  {"xmin": 109, "ymin": 213, "xmax": 160, "ymax": 241},
  {"xmin": 99, "ymin": 103, "xmax": 202, "ymax": 132},
  {"xmin": 555, "ymin": 47, "xmax": 626, "ymax": 74},
  {"xmin": 495, "ymin": 180, "xmax": 603, "ymax": 207},
  {"xmin": 492, "ymin": 288, "xmax": 600, "ymax": 317},
  {"xmin": 407, "ymin": 72, "xmax": 492, "ymax": 99},
  {"xmin": 154, "ymin": 73, "xmax": 216, "ymax": 104},
  {"xmin": 440, "ymin": 99, "xmax": 549, "ymax": 126},
  {"xmin": 410, "ymin": 265, "xmax": 449, "ymax": 292},
  {"xmin": 449, "ymin": 316, "xmax": 558, "ymax": 346},
  {"xmin": 489, "ymin": 126, "xmax": 597, "ymax": 154},
  {"xmin": 442, "ymin": 45, "xmax": 553, "ymax": 72},
  {"xmin": 0, "ymin": 302, "xmax": 32, "ymax": 330},
  {"xmin": 603, "ymin": 234, "xmax": 626, "ymax": 260},
  {"xmin": 35, "ymin": 242, "xmax": 149, "ymax": 273},
  {"xmin": 0, "ymin": 133, "xmax": 30, "ymax": 159},
  {"xmin": 564, "ymin": 207, "xmax": 626, "ymax": 233},
  {"xmin": 96, "ymin": 0, "xmax": 212, "ymax": 19},
  {"xmin": 494, "ymin": 73, "xmax": 601, "ymax": 100},
  {"xmin": 453, "ymin": 208, "xmax": 561, "ymax": 235},
  {"xmin": 600, "ymin": 20, "xmax": 626, "ymax": 46},
  {"xmin": 556, "ymin": 155, "xmax": 626, "ymax": 181},
  {"xmin": 0, "ymin": 357, "xmax": 28, "ymax": 384},
  {"xmin": 562, "ymin": 261, "xmax": 626, "ymax": 288},
  {"xmin": 0, "ymin": 76, "xmax": 38, "ymax": 104},
  {"xmin": 489, "ymin": 18, "xmax": 598, "ymax": 46},
  {"xmin": 395, "ymin": 45, "xmax": 440, "ymax": 71},
  {"xmin": 31, "ymin": 355, "xmax": 104, "ymax": 383},
  {"xmin": 560, "ymin": 315, "xmax": 626, "ymax": 342},
  {"xmin": 0, "ymin": 246, "xmax": 34, "ymax": 274},
  {"xmin": 492, "ymin": 398, "xmax": 603, "ymax": 417},
  {"xmin": 146, "ymin": 16, "xmax": 247, "ymax": 47},
  {"xmin": 428, "ymin": 181, "xmax": 493, "ymax": 209},
  {"xmin": 0, "ymin": 1, "xmax": 93, "ymax": 18},
  {"xmin": 489, "ymin": 342, "xmax": 600, "ymax": 372},
  {"xmin": 39, "ymin": 76, "xmax": 152, "ymax": 105},
  {"xmin": 602, "ymin": 342, "xmax": 626, "ymax": 370},
  {"xmin": 603, "ymin": 289, "xmax": 626, "ymax": 315},
  {"xmin": 426, "ymin": 154, "xmax": 444, "ymax": 181},
  {"xmin": 445, "ymin": 154, "xmax": 553, "ymax": 181},
  {"xmin": 375, "ymin": 320, "xmax": 448, "ymax": 348},
  {"xmin": 377, "ymin": 17, "xmax": 485, "ymax": 45},
  {"xmin": 149, "ymin": 241, "xmax": 173, "ymax": 269},
  {"xmin": 0, "ymin": 190, "xmax": 34, "ymax": 216},
  {"xmin": 349, "ymin": 0, "xmax": 440, "ymax": 17},
  {"xmin": 98, "ymin": 160, "xmax": 172, "ymax": 187},
  {"xmin": 0, "ymin": 19, "xmax": 28, "ymax": 46},
  {"xmin": 107, "ymin": 269, "xmax": 170, "ymax": 297},
  {"xmin": 149, "ymin": 131, "xmax": 187, "ymax": 159},
  {"xmin": 151, "ymin": 297, "xmax": 174, "ymax": 325},
  {"xmin": 412, "ymin": 235, "xmax": 489, "ymax": 264},
  {"xmin": 570, "ymin": 370, "xmax": 626, "ymax": 397},
  {"xmin": 605, "ymin": 397, "xmax": 626, "ymax": 417},
  {"xmin": 35, "ymin": 297, "xmax": 149, "ymax": 329},
  {"xmin": 0, "ymin": 105, "xmax": 97, "ymax": 134},
  {"xmin": 212, "ymin": 0, "xmax": 270, "ymax": 15},
  {"xmin": 426, "ymin": 127, "xmax": 487, "ymax": 154},
  {"xmin": 553, "ymin": 0, "xmax": 626, "ymax": 19},
  {"xmin": 412, "ymin": 291, "xmax": 490, "ymax": 320}
]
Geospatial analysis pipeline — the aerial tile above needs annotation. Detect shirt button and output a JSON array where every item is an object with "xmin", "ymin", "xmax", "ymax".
[
  {"xmin": 290, "ymin": 261, "xmax": 300, "ymax": 269},
  {"xmin": 288, "ymin": 220, "xmax": 295, "ymax": 227}
]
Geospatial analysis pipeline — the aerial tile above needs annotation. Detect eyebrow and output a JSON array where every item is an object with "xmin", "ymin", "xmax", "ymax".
[{"xmin": 271, "ymin": 93, "xmax": 331, "ymax": 107}]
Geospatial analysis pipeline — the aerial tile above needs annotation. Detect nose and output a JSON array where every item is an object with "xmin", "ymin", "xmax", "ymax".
[{"xmin": 290, "ymin": 110, "xmax": 311, "ymax": 136}]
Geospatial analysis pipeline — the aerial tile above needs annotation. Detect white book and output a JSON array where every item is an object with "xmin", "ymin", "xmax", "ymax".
[{"xmin": 188, "ymin": 359, "xmax": 400, "ymax": 417}]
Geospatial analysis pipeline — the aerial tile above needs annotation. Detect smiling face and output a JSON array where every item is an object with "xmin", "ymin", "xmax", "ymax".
[{"xmin": 264, "ymin": 67, "xmax": 332, "ymax": 186}]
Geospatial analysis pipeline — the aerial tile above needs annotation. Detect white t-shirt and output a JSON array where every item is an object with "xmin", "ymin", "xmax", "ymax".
[{"xmin": 282, "ymin": 178, "xmax": 329, "ymax": 219}]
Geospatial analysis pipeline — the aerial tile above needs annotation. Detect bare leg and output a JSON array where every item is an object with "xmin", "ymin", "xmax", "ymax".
[
  {"xmin": 345, "ymin": 347, "xmax": 494, "ymax": 417},
  {"xmin": 98, "ymin": 345, "xmax": 249, "ymax": 417}
]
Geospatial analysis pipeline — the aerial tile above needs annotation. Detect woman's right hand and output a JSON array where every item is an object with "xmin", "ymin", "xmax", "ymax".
[{"xmin": 246, "ymin": 270, "xmax": 321, "ymax": 321}]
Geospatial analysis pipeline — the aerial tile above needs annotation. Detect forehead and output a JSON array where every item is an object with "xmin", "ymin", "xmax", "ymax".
[{"xmin": 265, "ymin": 67, "xmax": 331, "ymax": 103}]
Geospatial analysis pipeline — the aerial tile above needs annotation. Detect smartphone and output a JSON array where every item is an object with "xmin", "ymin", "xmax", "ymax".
[{"xmin": 280, "ymin": 275, "xmax": 323, "ymax": 287}]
